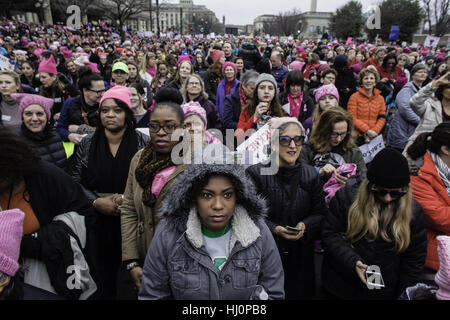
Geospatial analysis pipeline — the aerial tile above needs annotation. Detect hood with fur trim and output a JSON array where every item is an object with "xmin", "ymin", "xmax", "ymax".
[{"xmin": 157, "ymin": 161, "xmax": 268, "ymax": 233}]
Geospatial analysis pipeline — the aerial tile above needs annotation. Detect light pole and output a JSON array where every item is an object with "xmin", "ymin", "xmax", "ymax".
[
  {"xmin": 180, "ymin": 5, "xmax": 183, "ymax": 35},
  {"xmin": 149, "ymin": 0, "xmax": 152, "ymax": 32},
  {"xmin": 156, "ymin": 0, "xmax": 160, "ymax": 38}
]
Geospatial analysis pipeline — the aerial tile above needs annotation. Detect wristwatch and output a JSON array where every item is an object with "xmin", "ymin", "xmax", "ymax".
[{"xmin": 126, "ymin": 261, "xmax": 140, "ymax": 272}]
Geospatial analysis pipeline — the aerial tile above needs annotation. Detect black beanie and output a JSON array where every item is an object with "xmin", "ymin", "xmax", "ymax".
[{"xmin": 367, "ymin": 148, "xmax": 410, "ymax": 188}]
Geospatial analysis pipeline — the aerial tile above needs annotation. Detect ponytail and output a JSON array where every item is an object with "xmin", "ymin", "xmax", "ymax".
[
  {"xmin": 407, "ymin": 122, "xmax": 450, "ymax": 159},
  {"xmin": 407, "ymin": 132, "xmax": 431, "ymax": 160}
]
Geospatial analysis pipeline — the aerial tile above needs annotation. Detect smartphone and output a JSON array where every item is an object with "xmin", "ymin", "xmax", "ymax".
[
  {"xmin": 339, "ymin": 170, "xmax": 353, "ymax": 177},
  {"xmin": 285, "ymin": 226, "xmax": 303, "ymax": 233}
]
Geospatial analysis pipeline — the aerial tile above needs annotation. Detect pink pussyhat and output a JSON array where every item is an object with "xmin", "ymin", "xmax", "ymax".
[
  {"xmin": 100, "ymin": 85, "xmax": 132, "ymax": 110},
  {"xmin": 177, "ymin": 55, "xmax": 191, "ymax": 64},
  {"xmin": 62, "ymin": 49, "xmax": 73, "ymax": 59},
  {"xmin": 0, "ymin": 209, "xmax": 25, "ymax": 277},
  {"xmin": 11, "ymin": 93, "xmax": 53, "ymax": 120},
  {"xmin": 222, "ymin": 61, "xmax": 237, "ymax": 76},
  {"xmin": 290, "ymin": 61, "xmax": 305, "ymax": 71},
  {"xmin": 37, "ymin": 54, "xmax": 57, "ymax": 75},
  {"xmin": 181, "ymin": 101, "xmax": 207, "ymax": 126},
  {"xmin": 314, "ymin": 84, "xmax": 340, "ymax": 104},
  {"xmin": 209, "ymin": 49, "xmax": 225, "ymax": 64},
  {"xmin": 435, "ymin": 235, "xmax": 450, "ymax": 300},
  {"xmin": 33, "ymin": 48, "xmax": 46, "ymax": 59},
  {"xmin": 85, "ymin": 62, "xmax": 99, "ymax": 74}
]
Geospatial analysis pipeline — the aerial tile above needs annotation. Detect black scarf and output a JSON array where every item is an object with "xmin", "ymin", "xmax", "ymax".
[{"xmin": 85, "ymin": 127, "xmax": 139, "ymax": 194}]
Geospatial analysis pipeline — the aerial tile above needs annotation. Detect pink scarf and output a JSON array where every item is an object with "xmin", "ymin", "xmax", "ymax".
[
  {"xmin": 287, "ymin": 92, "xmax": 303, "ymax": 119},
  {"xmin": 147, "ymin": 65, "xmax": 156, "ymax": 77}
]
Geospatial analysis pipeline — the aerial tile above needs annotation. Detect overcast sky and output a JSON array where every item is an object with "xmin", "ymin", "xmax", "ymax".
[{"xmin": 166, "ymin": 0, "xmax": 379, "ymax": 25}]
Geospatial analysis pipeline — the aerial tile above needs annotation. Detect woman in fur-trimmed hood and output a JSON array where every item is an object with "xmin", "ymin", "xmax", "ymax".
[{"xmin": 139, "ymin": 148, "xmax": 285, "ymax": 300}]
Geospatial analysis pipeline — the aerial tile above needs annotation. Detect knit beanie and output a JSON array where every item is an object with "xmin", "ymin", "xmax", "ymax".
[
  {"xmin": 403, "ymin": 47, "xmax": 412, "ymax": 54},
  {"xmin": 255, "ymin": 73, "xmax": 277, "ymax": 90},
  {"xmin": 435, "ymin": 235, "xmax": 450, "ymax": 300},
  {"xmin": 222, "ymin": 61, "xmax": 237, "ymax": 77},
  {"xmin": 0, "ymin": 209, "xmax": 25, "ymax": 276},
  {"xmin": 410, "ymin": 63, "xmax": 427, "ymax": 77},
  {"xmin": 210, "ymin": 49, "xmax": 225, "ymax": 64},
  {"xmin": 314, "ymin": 84, "xmax": 340, "ymax": 103},
  {"xmin": 99, "ymin": 85, "xmax": 132, "ymax": 110},
  {"xmin": 11, "ymin": 93, "xmax": 53, "ymax": 120},
  {"xmin": 181, "ymin": 101, "xmax": 207, "ymax": 126},
  {"xmin": 37, "ymin": 55, "xmax": 57, "ymax": 75},
  {"xmin": 290, "ymin": 61, "xmax": 305, "ymax": 71},
  {"xmin": 177, "ymin": 55, "xmax": 192, "ymax": 64},
  {"xmin": 367, "ymin": 148, "xmax": 410, "ymax": 188}
]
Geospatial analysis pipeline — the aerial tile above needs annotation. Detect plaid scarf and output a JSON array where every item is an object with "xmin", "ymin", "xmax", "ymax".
[{"xmin": 239, "ymin": 86, "xmax": 250, "ymax": 108}]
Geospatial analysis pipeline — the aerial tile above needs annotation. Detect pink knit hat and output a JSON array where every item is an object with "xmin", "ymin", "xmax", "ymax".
[
  {"xmin": 38, "ymin": 55, "xmax": 57, "ymax": 75},
  {"xmin": 290, "ymin": 61, "xmax": 305, "ymax": 71},
  {"xmin": 222, "ymin": 61, "xmax": 237, "ymax": 77},
  {"xmin": 0, "ymin": 209, "xmax": 25, "ymax": 276},
  {"xmin": 62, "ymin": 49, "xmax": 73, "ymax": 59},
  {"xmin": 99, "ymin": 85, "xmax": 132, "ymax": 110},
  {"xmin": 85, "ymin": 62, "xmax": 99, "ymax": 73},
  {"xmin": 177, "ymin": 55, "xmax": 192, "ymax": 64},
  {"xmin": 33, "ymin": 48, "xmax": 46, "ymax": 59},
  {"xmin": 435, "ymin": 235, "xmax": 450, "ymax": 300},
  {"xmin": 210, "ymin": 49, "xmax": 225, "ymax": 64},
  {"xmin": 181, "ymin": 101, "xmax": 207, "ymax": 126},
  {"xmin": 11, "ymin": 93, "xmax": 53, "ymax": 120},
  {"xmin": 314, "ymin": 84, "xmax": 340, "ymax": 103}
]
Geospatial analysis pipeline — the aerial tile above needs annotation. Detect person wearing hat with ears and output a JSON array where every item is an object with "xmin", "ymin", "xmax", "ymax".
[
  {"xmin": 0, "ymin": 209, "xmax": 25, "ymax": 300},
  {"xmin": 204, "ymin": 49, "xmax": 226, "ymax": 104},
  {"xmin": 11, "ymin": 93, "xmax": 68, "ymax": 171},
  {"xmin": 215, "ymin": 62, "xmax": 240, "ymax": 122},
  {"xmin": 71, "ymin": 86, "xmax": 149, "ymax": 299},
  {"xmin": 387, "ymin": 64, "xmax": 428, "ymax": 153},
  {"xmin": 321, "ymin": 148, "xmax": 427, "ymax": 300}
]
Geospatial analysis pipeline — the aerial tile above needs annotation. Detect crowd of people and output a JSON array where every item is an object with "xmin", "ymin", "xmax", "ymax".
[{"xmin": 0, "ymin": 18, "xmax": 450, "ymax": 301}]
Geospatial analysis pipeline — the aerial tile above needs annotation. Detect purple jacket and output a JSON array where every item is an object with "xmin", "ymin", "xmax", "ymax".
[{"xmin": 215, "ymin": 78, "xmax": 240, "ymax": 120}]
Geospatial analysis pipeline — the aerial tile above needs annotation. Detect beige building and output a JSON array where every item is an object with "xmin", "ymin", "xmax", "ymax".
[
  {"xmin": 298, "ymin": 11, "xmax": 332, "ymax": 39},
  {"xmin": 253, "ymin": 15, "xmax": 277, "ymax": 35}
]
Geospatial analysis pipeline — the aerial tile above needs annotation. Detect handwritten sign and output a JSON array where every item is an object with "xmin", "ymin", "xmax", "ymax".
[
  {"xmin": 236, "ymin": 123, "xmax": 272, "ymax": 164},
  {"xmin": 0, "ymin": 55, "xmax": 13, "ymax": 71},
  {"xmin": 359, "ymin": 135, "xmax": 385, "ymax": 163},
  {"xmin": 424, "ymin": 35, "xmax": 440, "ymax": 48}
]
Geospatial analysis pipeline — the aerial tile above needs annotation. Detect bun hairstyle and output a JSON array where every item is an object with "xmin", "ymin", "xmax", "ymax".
[
  {"xmin": 407, "ymin": 122, "xmax": 450, "ymax": 160},
  {"xmin": 152, "ymin": 87, "xmax": 185, "ymax": 123},
  {"xmin": 78, "ymin": 66, "xmax": 103, "ymax": 92}
]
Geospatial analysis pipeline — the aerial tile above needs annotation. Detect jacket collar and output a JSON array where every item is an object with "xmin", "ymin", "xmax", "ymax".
[
  {"xmin": 358, "ymin": 87, "xmax": 380, "ymax": 98},
  {"xmin": 185, "ymin": 204, "xmax": 261, "ymax": 252}
]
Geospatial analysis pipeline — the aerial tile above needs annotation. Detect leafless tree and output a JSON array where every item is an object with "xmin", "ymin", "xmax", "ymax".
[
  {"xmin": 422, "ymin": 0, "xmax": 450, "ymax": 36},
  {"xmin": 263, "ymin": 8, "xmax": 302, "ymax": 36}
]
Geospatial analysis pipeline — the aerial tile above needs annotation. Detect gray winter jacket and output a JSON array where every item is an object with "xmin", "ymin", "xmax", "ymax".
[
  {"xmin": 138, "ymin": 161, "xmax": 285, "ymax": 300},
  {"xmin": 387, "ymin": 81, "xmax": 421, "ymax": 150}
]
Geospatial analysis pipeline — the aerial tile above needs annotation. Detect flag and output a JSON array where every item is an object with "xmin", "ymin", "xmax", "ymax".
[{"xmin": 388, "ymin": 25, "xmax": 400, "ymax": 41}]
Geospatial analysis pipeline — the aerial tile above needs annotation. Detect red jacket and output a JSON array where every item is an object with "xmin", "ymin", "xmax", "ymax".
[
  {"xmin": 411, "ymin": 153, "xmax": 450, "ymax": 271},
  {"xmin": 376, "ymin": 65, "xmax": 408, "ymax": 89}
]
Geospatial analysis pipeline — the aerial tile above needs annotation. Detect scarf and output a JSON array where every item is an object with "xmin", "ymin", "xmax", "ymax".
[
  {"xmin": 238, "ymin": 86, "xmax": 249, "ymax": 108},
  {"xmin": 147, "ymin": 65, "xmax": 156, "ymax": 77},
  {"xmin": 430, "ymin": 152, "xmax": 450, "ymax": 196},
  {"xmin": 225, "ymin": 79, "xmax": 234, "ymax": 96},
  {"xmin": 135, "ymin": 143, "xmax": 175, "ymax": 206},
  {"xmin": 287, "ymin": 91, "xmax": 303, "ymax": 119},
  {"xmin": 85, "ymin": 127, "xmax": 139, "ymax": 194}
]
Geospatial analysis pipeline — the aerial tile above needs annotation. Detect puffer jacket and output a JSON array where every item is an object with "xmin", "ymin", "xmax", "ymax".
[
  {"xmin": 322, "ymin": 171, "xmax": 427, "ymax": 300},
  {"xmin": 139, "ymin": 159, "xmax": 285, "ymax": 300},
  {"xmin": 403, "ymin": 82, "xmax": 443, "ymax": 173},
  {"xmin": 71, "ymin": 129, "xmax": 149, "ymax": 202},
  {"xmin": 246, "ymin": 160, "xmax": 327, "ymax": 299},
  {"xmin": 411, "ymin": 152, "xmax": 450, "ymax": 271},
  {"xmin": 347, "ymin": 87, "xmax": 386, "ymax": 135},
  {"xmin": 120, "ymin": 148, "xmax": 186, "ymax": 264},
  {"xmin": 387, "ymin": 81, "xmax": 421, "ymax": 150},
  {"xmin": 238, "ymin": 42, "xmax": 262, "ymax": 71},
  {"xmin": 19, "ymin": 125, "xmax": 68, "ymax": 171}
]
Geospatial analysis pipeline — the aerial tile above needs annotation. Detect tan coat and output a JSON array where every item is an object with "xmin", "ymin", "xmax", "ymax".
[{"xmin": 120, "ymin": 148, "xmax": 185, "ymax": 262}]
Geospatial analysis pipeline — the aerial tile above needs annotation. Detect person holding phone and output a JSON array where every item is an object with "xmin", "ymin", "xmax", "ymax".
[
  {"xmin": 246, "ymin": 117, "xmax": 328, "ymax": 299},
  {"xmin": 300, "ymin": 107, "xmax": 366, "ymax": 187},
  {"xmin": 322, "ymin": 148, "xmax": 427, "ymax": 299}
]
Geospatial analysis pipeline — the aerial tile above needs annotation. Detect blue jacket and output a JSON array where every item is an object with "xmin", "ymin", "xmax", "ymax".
[
  {"xmin": 387, "ymin": 81, "xmax": 421, "ymax": 150},
  {"xmin": 215, "ymin": 78, "xmax": 240, "ymax": 121},
  {"xmin": 222, "ymin": 87, "xmax": 241, "ymax": 130},
  {"xmin": 271, "ymin": 65, "xmax": 289, "ymax": 91}
]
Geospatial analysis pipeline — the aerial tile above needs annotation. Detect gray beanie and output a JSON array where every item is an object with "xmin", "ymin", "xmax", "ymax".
[
  {"xmin": 255, "ymin": 73, "xmax": 277, "ymax": 90},
  {"xmin": 411, "ymin": 63, "xmax": 427, "ymax": 77}
]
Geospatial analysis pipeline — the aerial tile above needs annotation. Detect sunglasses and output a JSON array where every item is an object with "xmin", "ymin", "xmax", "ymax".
[
  {"xmin": 279, "ymin": 135, "xmax": 305, "ymax": 147},
  {"xmin": 371, "ymin": 187, "xmax": 408, "ymax": 198}
]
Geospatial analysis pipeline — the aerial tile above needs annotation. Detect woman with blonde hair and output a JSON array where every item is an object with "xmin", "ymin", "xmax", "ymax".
[
  {"xmin": 322, "ymin": 148, "xmax": 427, "ymax": 299},
  {"xmin": 0, "ymin": 70, "xmax": 22, "ymax": 131},
  {"xmin": 181, "ymin": 74, "xmax": 221, "ymax": 130},
  {"xmin": 164, "ymin": 59, "xmax": 193, "ymax": 91},
  {"xmin": 151, "ymin": 60, "xmax": 170, "ymax": 93},
  {"xmin": 139, "ymin": 52, "xmax": 156, "ymax": 84}
]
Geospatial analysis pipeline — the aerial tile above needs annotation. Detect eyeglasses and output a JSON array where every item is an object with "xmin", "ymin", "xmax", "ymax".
[
  {"xmin": 371, "ymin": 187, "xmax": 408, "ymax": 198},
  {"xmin": 279, "ymin": 135, "xmax": 305, "ymax": 147},
  {"xmin": 331, "ymin": 131, "xmax": 349, "ymax": 139},
  {"xmin": 149, "ymin": 122, "xmax": 179, "ymax": 134},
  {"xmin": 87, "ymin": 88, "xmax": 106, "ymax": 95}
]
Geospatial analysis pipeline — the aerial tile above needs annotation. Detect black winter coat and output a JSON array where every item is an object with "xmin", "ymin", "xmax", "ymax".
[
  {"xmin": 238, "ymin": 43, "xmax": 262, "ymax": 71},
  {"xmin": 203, "ymin": 70, "xmax": 221, "ymax": 104},
  {"xmin": 321, "ymin": 172, "xmax": 427, "ymax": 300},
  {"xmin": 334, "ymin": 68, "xmax": 357, "ymax": 109},
  {"xmin": 279, "ymin": 91, "xmax": 316, "ymax": 124},
  {"xmin": 19, "ymin": 125, "xmax": 68, "ymax": 171},
  {"xmin": 246, "ymin": 160, "xmax": 328, "ymax": 299},
  {"xmin": 222, "ymin": 87, "xmax": 241, "ymax": 130}
]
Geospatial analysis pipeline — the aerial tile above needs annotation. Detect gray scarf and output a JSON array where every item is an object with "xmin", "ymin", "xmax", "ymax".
[{"xmin": 430, "ymin": 152, "xmax": 450, "ymax": 196}]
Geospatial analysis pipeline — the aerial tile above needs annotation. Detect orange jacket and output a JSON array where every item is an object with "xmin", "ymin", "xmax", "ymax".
[
  {"xmin": 347, "ymin": 87, "xmax": 386, "ymax": 135},
  {"xmin": 411, "ymin": 152, "xmax": 450, "ymax": 271}
]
